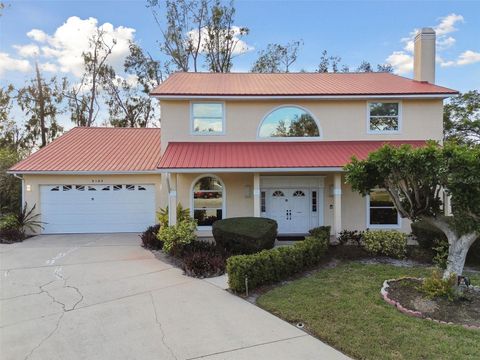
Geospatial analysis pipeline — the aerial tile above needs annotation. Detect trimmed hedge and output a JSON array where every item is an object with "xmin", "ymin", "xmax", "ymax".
[
  {"xmin": 212, "ymin": 217, "xmax": 277, "ymax": 255},
  {"xmin": 363, "ymin": 230, "xmax": 407, "ymax": 259},
  {"xmin": 226, "ymin": 233, "xmax": 328, "ymax": 293}
]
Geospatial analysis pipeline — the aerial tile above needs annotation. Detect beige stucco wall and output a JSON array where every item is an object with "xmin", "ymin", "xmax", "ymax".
[
  {"xmin": 23, "ymin": 174, "xmax": 164, "ymax": 234},
  {"xmin": 160, "ymin": 99, "xmax": 444, "ymax": 151}
]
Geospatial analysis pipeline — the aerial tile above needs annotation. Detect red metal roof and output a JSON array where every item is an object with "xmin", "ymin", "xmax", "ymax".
[
  {"xmin": 151, "ymin": 72, "xmax": 457, "ymax": 97},
  {"xmin": 9, "ymin": 127, "xmax": 162, "ymax": 173},
  {"xmin": 158, "ymin": 141, "xmax": 427, "ymax": 169}
]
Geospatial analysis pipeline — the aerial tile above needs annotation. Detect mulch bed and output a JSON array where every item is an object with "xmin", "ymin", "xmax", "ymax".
[{"xmin": 383, "ymin": 278, "xmax": 480, "ymax": 329}]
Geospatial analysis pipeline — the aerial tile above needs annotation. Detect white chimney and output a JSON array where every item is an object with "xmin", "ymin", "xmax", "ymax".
[{"xmin": 414, "ymin": 27, "xmax": 436, "ymax": 83}]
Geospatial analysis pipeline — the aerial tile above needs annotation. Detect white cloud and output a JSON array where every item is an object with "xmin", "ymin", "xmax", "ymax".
[
  {"xmin": 27, "ymin": 29, "xmax": 48, "ymax": 43},
  {"xmin": 187, "ymin": 26, "xmax": 253, "ymax": 56},
  {"xmin": 39, "ymin": 62, "xmax": 59, "ymax": 72},
  {"xmin": 434, "ymin": 13, "xmax": 464, "ymax": 36},
  {"xmin": 0, "ymin": 52, "xmax": 32, "ymax": 77},
  {"xmin": 17, "ymin": 16, "xmax": 136, "ymax": 78},
  {"xmin": 385, "ymin": 13, "xmax": 479, "ymax": 75},
  {"xmin": 385, "ymin": 51, "xmax": 413, "ymax": 75},
  {"xmin": 13, "ymin": 44, "xmax": 40, "ymax": 57}
]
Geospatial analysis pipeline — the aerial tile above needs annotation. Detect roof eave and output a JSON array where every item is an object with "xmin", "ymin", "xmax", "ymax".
[
  {"xmin": 151, "ymin": 93, "xmax": 458, "ymax": 100},
  {"xmin": 158, "ymin": 167, "xmax": 345, "ymax": 173},
  {"xmin": 7, "ymin": 170, "xmax": 162, "ymax": 175}
]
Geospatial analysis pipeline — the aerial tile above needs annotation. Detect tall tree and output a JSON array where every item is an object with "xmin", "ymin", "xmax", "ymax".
[
  {"xmin": 317, "ymin": 50, "xmax": 347, "ymax": 73},
  {"xmin": 148, "ymin": 0, "xmax": 209, "ymax": 72},
  {"xmin": 65, "ymin": 29, "xmax": 115, "ymax": 126},
  {"xmin": 17, "ymin": 63, "xmax": 65, "ymax": 148},
  {"xmin": 444, "ymin": 90, "xmax": 480, "ymax": 144},
  {"xmin": 345, "ymin": 143, "xmax": 480, "ymax": 279},
  {"xmin": 203, "ymin": 0, "xmax": 249, "ymax": 72},
  {"xmin": 251, "ymin": 40, "xmax": 302, "ymax": 73},
  {"xmin": 0, "ymin": 85, "xmax": 26, "ymax": 154}
]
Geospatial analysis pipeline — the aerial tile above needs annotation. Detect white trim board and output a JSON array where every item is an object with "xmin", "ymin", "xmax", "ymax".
[
  {"xmin": 159, "ymin": 167, "xmax": 344, "ymax": 173},
  {"xmin": 153, "ymin": 94, "xmax": 455, "ymax": 100}
]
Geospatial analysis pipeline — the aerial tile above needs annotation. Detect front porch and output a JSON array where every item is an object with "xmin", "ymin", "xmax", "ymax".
[{"xmin": 166, "ymin": 172, "xmax": 347, "ymax": 237}]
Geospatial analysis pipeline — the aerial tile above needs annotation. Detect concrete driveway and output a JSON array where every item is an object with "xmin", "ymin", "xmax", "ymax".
[{"xmin": 0, "ymin": 234, "xmax": 349, "ymax": 360}]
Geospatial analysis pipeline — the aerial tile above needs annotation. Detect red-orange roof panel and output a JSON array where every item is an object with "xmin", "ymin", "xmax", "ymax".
[
  {"xmin": 10, "ymin": 127, "xmax": 162, "ymax": 173},
  {"xmin": 158, "ymin": 141, "xmax": 427, "ymax": 169},
  {"xmin": 151, "ymin": 72, "xmax": 457, "ymax": 97}
]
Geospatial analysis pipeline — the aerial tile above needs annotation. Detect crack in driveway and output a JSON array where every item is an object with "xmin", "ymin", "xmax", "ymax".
[{"xmin": 150, "ymin": 292, "xmax": 178, "ymax": 360}]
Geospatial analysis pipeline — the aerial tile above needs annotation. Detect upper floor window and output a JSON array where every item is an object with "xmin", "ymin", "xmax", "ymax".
[
  {"xmin": 191, "ymin": 103, "xmax": 224, "ymax": 135},
  {"xmin": 368, "ymin": 102, "xmax": 401, "ymax": 133},
  {"xmin": 258, "ymin": 106, "xmax": 320, "ymax": 138}
]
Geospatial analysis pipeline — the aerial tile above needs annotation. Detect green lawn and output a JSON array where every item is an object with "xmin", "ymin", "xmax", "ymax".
[{"xmin": 257, "ymin": 263, "xmax": 480, "ymax": 360}]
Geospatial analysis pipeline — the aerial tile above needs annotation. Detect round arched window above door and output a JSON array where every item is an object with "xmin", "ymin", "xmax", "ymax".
[{"xmin": 192, "ymin": 176, "xmax": 224, "ymax": 227}]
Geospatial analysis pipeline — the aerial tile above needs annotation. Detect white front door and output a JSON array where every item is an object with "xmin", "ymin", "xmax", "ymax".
[
  {"xmin": 40, "ymin": 184, "xmax": 156, "ymax": 234},
  {"xmin": 265, "ymin": 188, "xmax": 311, "ymax": 234}
]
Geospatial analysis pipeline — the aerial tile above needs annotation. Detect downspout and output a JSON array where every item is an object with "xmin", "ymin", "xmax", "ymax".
[{"xmin": 13, "ymin": 174, "xmax": 24, "ymax": 209}]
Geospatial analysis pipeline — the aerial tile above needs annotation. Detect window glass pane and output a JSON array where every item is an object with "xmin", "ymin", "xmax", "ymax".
[
  {"xmin": 193, "ymin": 103, "xmax": 223, "ymax": 118},
  {"xmin": 312, "ymin": 191, "xmax": 317, "ymax": 212},
  {"xmin": 194, "ymin": 209, "xmax": 222, "ymax": 226},
  {"xmin": 193, "ymin": 177, "xmax": 223, "ymax": 191},
  {"xmin": 193, "ymin": 193, "xmax": 223, "ymax": 209},
  {"xmin": 259, "ymin": 106, "xmax": 320, "ymax": 138},
  {"xmin": 193, "ymin": 117, "xmax": 223, "ymax": 133},
  {"xmin": 370, "ymin": 208, "xmax": 398, "ymax": 225},
  {"xmin": 370, "ymin": 190, "xmax": 394, "ymax": 207},
  {"xmin": 369, "ymin": 103, "xmax": 398, "ymax": 116},
  {"xmin": 369, "ymin": 116, "xmax": 398, "ymax": 132},
  {"xmin": 261, "ymin": 191, "xmax": 266, "ymax": 212}
]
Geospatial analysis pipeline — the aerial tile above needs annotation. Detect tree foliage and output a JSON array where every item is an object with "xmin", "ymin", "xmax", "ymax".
[
  {"xmin": 345, "ymin": 142, "xmax": 480, "ymax": 277},
  {"xmin": 16, "ymin": 63, "xmax": 65, "ymax": 148},
  {"xmin": 444, "ymin": 90, "xmax": 480, "ymax": 144},
  {"xmin": 251, "ymin": 40, "xmax": 302, "ymax": 73},
  {"xmin": 0, "ymin": 148, "xmax": 21, "ymax": 214}
]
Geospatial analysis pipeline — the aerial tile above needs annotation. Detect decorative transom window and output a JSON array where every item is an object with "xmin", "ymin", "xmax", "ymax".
[
  {"xmin": 75, "ymin": 185, "xmax": 85, "ymax": 191},
  {"xmin": 368, "ymin": 102, "xmax": 400, "ymax": 133},
  {"xmin": 126, "ymin": 185, "xmax": 135, "ymax": 191},
  {"xmin": 102, "ymin": 186, "xmax": 110, "ymax": 191},
  {"xmin": 191, "ymin": 103, "xmax": 224, "ymax": 134},
  {"xmin": 138, "ymin": 186, "xmax": 146, "ymax": 191},
  {"xmin": 258, "ymin": 106, "xmax": 320, "ymax": 138},
  {"xmin": 368, "ymin": 189, "xmax": 399, "ymax": 227},
  {"xmin": 88, "ymin": 186, "xmax": 97, "ymax": 191},
  {"xmin": 272, "ymin": 190, "xmax": 285, "ymax": 197},
  {"xmin": 51, "ymin": 186, "xmax": 59, "ymax": 191},
  {"xmin": 293, "ymin": 190, "xmax": 306, "ymax": 197},
  {"xmin": 193, "ymin": 176, "xmax": 223, "ymax": 227},
  {"xmin": 113, "ymin": 185, "xmax": 122, "ymax": 191}
]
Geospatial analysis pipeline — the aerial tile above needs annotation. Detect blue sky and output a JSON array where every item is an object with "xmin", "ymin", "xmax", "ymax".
[{"xmin": 1, "ymin": 0, "xmax": 479, "ymax": 96}]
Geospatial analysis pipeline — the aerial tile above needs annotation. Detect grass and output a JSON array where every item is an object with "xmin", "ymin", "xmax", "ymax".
[{"xmin": 257, "ymin": 263, "xmax": 480, "ymax": 360}]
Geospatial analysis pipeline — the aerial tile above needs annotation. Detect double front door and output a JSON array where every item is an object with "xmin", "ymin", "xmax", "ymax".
[{"xmin": 264, "ymin": 188, "xmax": 311, "ymax": 234}]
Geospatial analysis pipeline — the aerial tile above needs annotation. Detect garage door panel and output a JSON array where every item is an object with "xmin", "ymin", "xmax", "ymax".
[{"xmin": 40, "ymin": 184, "xmax": 156, "ymax": 234}]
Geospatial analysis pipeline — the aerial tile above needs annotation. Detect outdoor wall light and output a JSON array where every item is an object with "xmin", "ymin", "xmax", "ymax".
[{"xmin": 26, "ymin": 184, "xmax": 31, "ymax": 192}]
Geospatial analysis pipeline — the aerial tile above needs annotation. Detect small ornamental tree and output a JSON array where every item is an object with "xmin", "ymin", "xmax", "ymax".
[{"xmin": 344, "ymin": 142, "xmax": 480, "ymax": 278}]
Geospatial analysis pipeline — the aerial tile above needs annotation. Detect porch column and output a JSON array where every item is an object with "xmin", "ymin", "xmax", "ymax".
[
  {"xmin": 333, "ymin": 173, "xmax": 342, "ymax": 237},
  {"xmin": 168, "ymin": 173, "xmax": 177, "ymax": 226},
  {"xmin": 253, "ymin": 173, "xmax": 261, "ymax": 217}
]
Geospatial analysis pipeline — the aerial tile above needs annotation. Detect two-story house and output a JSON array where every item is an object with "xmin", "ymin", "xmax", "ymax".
[{"xmin": 9, "ymin": 28, "xmax": 457, "ymax": 237}]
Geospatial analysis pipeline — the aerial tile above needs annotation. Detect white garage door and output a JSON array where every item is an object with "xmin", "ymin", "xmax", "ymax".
[{"xmin": 40, "ymin": 184, "xmax": 156, "ymax": 234}]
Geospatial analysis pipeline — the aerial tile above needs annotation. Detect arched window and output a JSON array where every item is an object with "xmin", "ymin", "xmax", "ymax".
[
  {"xmin": 258, "ymin": 106, "xmax": 320, "ymax": 138},
  {"xmin": 192, "ymin": 176, "xmax": 224, "ymax": 227}
]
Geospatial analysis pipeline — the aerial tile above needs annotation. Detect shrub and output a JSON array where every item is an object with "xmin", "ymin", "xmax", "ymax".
[
  {"xmin": 337, "ymin": 229, "xmax": 364, "ymax": 246},
  {"xmin": 411, "ymin": 220, "xmax": 447, "ymax": 249},
  {"xmin": 182, "ymin": 250, "xmax": 226, "ymax": 278},
  {"xmin": 140, "ymin": 224, "xmax": 162, "ymax": 249},
  {"xmin": 421, "ymin": 269, "xmax": 457, "ymax": 301},
  {"xmin": 158, "ymin": 217, "xmax": 197, "ymax": 255},
  {"xmin": 0, "ymin": 214, "xmax": 23, "ymax": 243},
  {"xmin": 226, "ymin": 232, "xmax": 328, "ymax": 293},
  {"xmin": 362, "ymin": 230, "xmax": 407, "ymax": 258},
  {"xmin": 309, "ymin": 226, "xmax": 331, "ymax": 239},
  {"xmin": 213, "ymin": 217, "xmax": 277, "ymax": 255},
  {"xmin": 157, "ymin": 203, "xmax": 190, "ymax": 228}
]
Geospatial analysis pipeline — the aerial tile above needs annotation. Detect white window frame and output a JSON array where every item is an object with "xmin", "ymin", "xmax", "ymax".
[
  {"xmin": 366, "ymin": 189, "xmax": 402, "ymax": 229},
  {"xmin": 366, "ymin": 101, "xmax": 402, "ymax": 134},
  {"xmin": 190, "ymin": 102, "xmax": 226, "ymax": 136},
  {"xmin": 256, "ymin": 104, "xmax": 323, "ymax": 141},
  {"xmin": 190, "ymin": 174, "xmax": 226, "ymax": 230}
]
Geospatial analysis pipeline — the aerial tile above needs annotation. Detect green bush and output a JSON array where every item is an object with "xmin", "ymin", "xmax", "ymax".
[
  {"xmin": 0, "ymin": 214, "xmax": 22, "ymax": 243},
  {"xmin": 158, "ymin": 217, "xmax": 197, "ymax": 255},
  {"xmin": 337, "ymin": 229, "xmax": 364, "ymax": 246},
  {"xmin": 212, "ymin": 217, "xmax": 277, "ymax": 255},
  {"xmin": 411, "ymin": 220, "xmax": 447, "ymax": 249},
  {"xmin": 226, "ymin": 232, "xmax": 328, "ymax": 293},
  {"xmin": 309, "ymin": 226, "xmax": 331, "ymax": 239},
  {"xmin": 0, "ymin": 214, "xmax": 19, "ymax": 231},
  {"xmin": 421, "ymin": 269, "xmax": 457, "ymax": 301},
  {"xmin": 157, "ymin": 203, "xmax": 190, "ymax": 228},
  {"xmin": 363, "ymin": 230, "xmax": 407, "ymax": 258}
]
